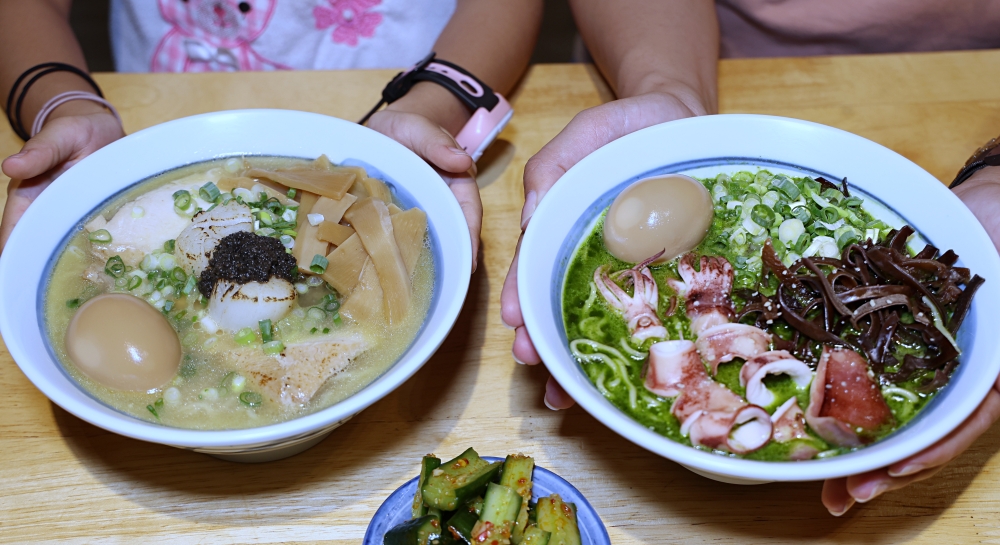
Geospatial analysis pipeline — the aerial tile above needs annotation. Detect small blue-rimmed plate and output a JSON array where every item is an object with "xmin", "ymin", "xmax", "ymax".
[{"xmin": 364, "ymin": 457, "xmax": 611, "ymax": 544}]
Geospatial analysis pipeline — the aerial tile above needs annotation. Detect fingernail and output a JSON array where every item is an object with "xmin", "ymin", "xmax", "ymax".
[
  {"xmin": 449, "ymin": 146, "xmax": 470, "ymax": 156},
  {"xmin": 544, "ymin": 396, "xmax": 561, "ymax": 411},
  {"xmin": 855, "ymin": 483, "xmax": 888, "ymax": 503},
  {"xmin": 513, "ymin": 352, "xmax": 526, "ymax": 365},
  {"xmin": 888, "ymin": 464, "xmax": 923, "ymax": 477},
  {"xmin": 829, "ymin": 497, "xmax": 855, "ymax": 517},
  {"xmin": 520, "ymin": 191, "xmax": 537, "ymax": 230},
  {"xmin": 7, "ymin": 151, "xmax": 26, "ymax": 159},
  {"xmin": 501, "ymin": 319, "xmax": 515, "ymax": 330}
]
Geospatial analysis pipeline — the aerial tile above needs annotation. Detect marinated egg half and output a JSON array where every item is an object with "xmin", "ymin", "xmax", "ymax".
[
  {"xmin": 603, "ymin": 174, "xmax": 714, "ymax": 263},
  {"xmin": 65, "ymin": 293, "xmax": 182, "ymax": 391}
]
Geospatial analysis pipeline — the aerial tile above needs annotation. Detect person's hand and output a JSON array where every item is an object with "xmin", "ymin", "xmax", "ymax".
[
  {"xmin": 500, "ymin": 89, "xmax": 709, "ymax": 409},
  {"xmin": 1, "ymin": 110, "xmax": 124, "ymax": 251},
  {"xmin": 366, "ymin": 109, "xmax": 482, "ymax": 272},
  {"xmin": 821, "ymin": 167, "xmax": 1000, "ymax": 516}
]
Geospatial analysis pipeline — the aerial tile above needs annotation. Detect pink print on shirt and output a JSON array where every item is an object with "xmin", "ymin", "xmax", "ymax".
[
  {"xmin": 151, "ymin": 0, "xmax": 290, "ymax": 72},
  {"xmin": 314, "ymin": 0, "xmax": 383, "ymax": 47}
]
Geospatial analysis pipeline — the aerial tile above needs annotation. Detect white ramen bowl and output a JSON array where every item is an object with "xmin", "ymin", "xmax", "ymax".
[
  {"xmin": 0, "ymin": 109, "xmax": 472, "ymax": 463},
  {"xmin": 519, "ymin": 114, "xmax": 1000, "ymax": 484}
]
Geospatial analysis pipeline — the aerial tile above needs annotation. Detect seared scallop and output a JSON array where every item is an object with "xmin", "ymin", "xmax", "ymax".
[
  {"xmin": 175, "ymin": 200, "xmax": 253, "ymax": 276},
  {"xmin": 209, "ymin": 278, "xmax": 297, "ymax": 331}
]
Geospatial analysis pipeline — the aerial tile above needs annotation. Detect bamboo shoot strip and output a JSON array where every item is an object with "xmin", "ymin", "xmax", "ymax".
[
  {"xmin": 292, "ymin": 194, "xmax": 329, "ymax": 274},
  {"xmin": 218, "ymin": 176, "xmax": 297, "ymax": 205},
  {"xmin": 339, "ymin": 258, "xmax": 383, "ymax": 323},
  {"xmin": 387, "ymin": 203, "xmax": 403, "ymax": 215},
  {"xmin": 246, "ymin": 168, "xmax": 356, "ymax": 201},
  {"xmin": 390, "ymin": 208, "xmax": 427, "ymax": 275},
  {"xmin": 321, "ymin": 233, "xmax": 368, "ymax": 295},
  {"xmin": 361, "ymin": 177, "xmax": 393, "ymax": 203},
  {"xmin": 310, "ymin": 193, "xmax": 357, "ymax": 226},
  {"xmin": 317, "ymin": 222, "xmax": 356, "ymax": 246},
  {"xmin": 344, "ymin": 197, "xmax": 411, "ymax": 323}
]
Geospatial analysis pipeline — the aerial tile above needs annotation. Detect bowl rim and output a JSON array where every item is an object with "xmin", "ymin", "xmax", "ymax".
[
  {"xmin": 362, "ymin": 456, "xmax": 611, "ymax": 544},
  {"xmin": 518, "ymin": 113, "xmax": 1000, "ymax": 482},
  {"xmin": 0, "ymin": 109, "xmax": 472, "ymax": 448}
]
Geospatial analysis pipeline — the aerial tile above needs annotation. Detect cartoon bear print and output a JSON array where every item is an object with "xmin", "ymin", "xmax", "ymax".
[{"xmin": 152, "ymin": 0, "xmax": 290, "ymax": 72}]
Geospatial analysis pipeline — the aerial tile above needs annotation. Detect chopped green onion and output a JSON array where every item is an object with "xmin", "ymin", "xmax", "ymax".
[
  {"xmin": 333, "ymin": 314, "xmax": 342, "ymax": 326},
  {"xmin": 322, "ymin": 327, "xmax": 330, "ymax": 334},
  {"xmin": 172, "ymin": 189, "xmax": 192, "ymax": 210},
  {"xmin": 771, "ymin": 175, "xmax": 800, "ymax": 199},
  {"xmin": 173, "ymin": 310, "xmax": 187, "ymax": 321},
  {"xmin": 239, "ymin": 391, "xmax": 263, "ymax": 407},
  {"xmin": 171, "ymin": 268, "xmax": 187, "ymax": 283},
  {"xmin": 66, "ymin": 298, "xmax": 81, "ymax": 309},
  {"xmin": 219, "ymin": 372, "xmax": 236, "ymax": 389},
  {"xmin": 281, "ymin": 229, "xmax": 298, "ymax": 237},
  {"xmin": 307, "ymin": 307, "xmax": 326, "ymax": 320},
  {"xmin": 319, "ymin": 293, "xmax": 340, "ymax": 313},
  {"xmin": 310, "ymin": 254, "xmax": 329, "ymax": 274},
  {"xmin": 199, "ymin": 182, "xmax": 221, "ymax": 202},
  {"xmin": 258, "ymin": 210, "xmax": 274, "ymax": 226},
  {"xmin": 259, "ymin": 319, "xmax": 273, "ymax": 343},
  {"xmin": 310, "ymin": 327, "xmax": 318, "ymax": 334},
  {"xmin": 843, "ymin": 196, "xmax": 864, "ymax": 208},
  {"xmin": 105, "ymin": 255, "xmax": 126, "ymax": 278},
  {"xmin": 88, "ymin": 229, "xmax": 112, "ymax": 244},
  {"xmin": 287, "ymin": 188, "xmax": 297, "ymax": 199},
  {"xmin": 181, "ymin": 275, "xmax": 197, "ymax": 295},
  {"xmin": 263, "ymin": 340, "xmax": 285, "ymax": 355},
  {"xmin": 146, "ymin": 404, "xmax": 160, "ymax": 420},
  {"xmin": 750, "ymin": 204, "xmax": 774, "ymax": 228},
  {"xmin": 234, "ymin": 327, "xmax": 256, "ymax": 346},
  {"xmin": 791, "ymin": 206, "xmax": 811, "ymax": 224},
  {"xmin": 820, "ymin": 207, "xmax": 840, "ymax": 223},
  {"xmin": 164, "ymin": 239, "xmax": 176, "ymax": 253},
  {"xmin": 821, "ymin": 187, "xmax": 844, "ymax": 202},
  {"xmin": 163, "ymin": 300, "xmax": 174, "ymax": 312},
  {"xmin": 126, "ymin": 275, "xmax": 142, "ymax": 291}
]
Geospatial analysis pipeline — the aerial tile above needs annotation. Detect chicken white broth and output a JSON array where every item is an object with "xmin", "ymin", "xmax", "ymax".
[{"xmin": 45, "ymin": 156, "xmax": 434, "ymax": 429}]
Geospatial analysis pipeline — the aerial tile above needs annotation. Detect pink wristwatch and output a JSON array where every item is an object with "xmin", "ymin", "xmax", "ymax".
[{"xmin": 360, "ymin": 53, "xmax": 513, "ymax": 162}]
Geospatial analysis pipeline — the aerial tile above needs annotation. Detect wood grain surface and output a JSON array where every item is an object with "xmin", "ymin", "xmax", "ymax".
[{"xmin": 3, "ymin": 52, "xmax": 1000, "ymax": 544}]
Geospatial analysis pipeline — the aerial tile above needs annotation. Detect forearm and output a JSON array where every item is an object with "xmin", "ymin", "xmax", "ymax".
[
  {"xmin": 570, "ymin": 0, "xmax": 718, "ymax": 113},
  {"xmin": 386, "ymin": 0, "xmax": 543, "ymax": 135},
  {"xmin": 0, "ymin": 0, "xmax": 106, "ymax": 134}
]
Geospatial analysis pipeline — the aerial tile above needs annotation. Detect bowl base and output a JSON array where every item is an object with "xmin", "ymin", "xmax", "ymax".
[
  {"xmin": 188, "ymin": 416, "xmax": 353, "ymax": 463},
  {"xmin": 681, "ymin": 464, "xmax": 772, "ymax": 485}
]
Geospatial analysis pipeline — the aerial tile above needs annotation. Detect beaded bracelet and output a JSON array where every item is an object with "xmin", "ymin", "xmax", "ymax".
[
  {"xmin": 31, "ymin": 91, "xmax": 121, "ymax": 137},
  {"xmin": 5, "ymin": 62, "xmax": 103, "ymax": 141}
]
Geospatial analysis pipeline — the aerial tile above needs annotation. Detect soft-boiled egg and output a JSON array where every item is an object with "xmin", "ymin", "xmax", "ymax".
[
  {"xmin": 65, "ymin": 293, "xmax": 181, "ymax": 391},
  {"xmin": 603, "ymin": 174, "xmax": 714, "ymax": 263}
]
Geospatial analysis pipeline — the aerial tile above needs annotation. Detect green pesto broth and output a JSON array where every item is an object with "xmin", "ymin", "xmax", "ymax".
[
  {"xmin": 45, "ymin": 156, "xmax": 434, "ymax": 430},
  {"xmin": 562, "ymin": 170, "xmax": 938, "ymax": 460}
]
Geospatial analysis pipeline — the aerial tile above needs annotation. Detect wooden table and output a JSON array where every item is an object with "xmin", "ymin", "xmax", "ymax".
[{"xmin": 3, "ymin": 51, "xmax": 1000, "ymax": 544}]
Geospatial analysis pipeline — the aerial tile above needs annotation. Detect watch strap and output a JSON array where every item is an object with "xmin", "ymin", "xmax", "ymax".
[{"xmin": 951, "ymin": 134, "xmax": 1000, "ymax": 188}]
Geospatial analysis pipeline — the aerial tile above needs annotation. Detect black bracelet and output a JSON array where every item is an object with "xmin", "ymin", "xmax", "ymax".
[{"xmin": 5, "ymin": 62, "xmax": 102, "ymax": 141}]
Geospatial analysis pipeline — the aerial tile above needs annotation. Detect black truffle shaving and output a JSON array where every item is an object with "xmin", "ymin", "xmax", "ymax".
[{"xmin": 198, "ymin": 231, "xmax": 298, "ymax": 298}]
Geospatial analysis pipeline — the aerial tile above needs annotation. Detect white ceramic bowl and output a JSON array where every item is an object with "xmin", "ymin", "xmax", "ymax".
[
  {"xmin": 519, "ymin": 114, "xmax": 1000, "ymax": 484},
  {"xmin": 0, "ymin": 109, "xmax": 471, "ymax": 463}
]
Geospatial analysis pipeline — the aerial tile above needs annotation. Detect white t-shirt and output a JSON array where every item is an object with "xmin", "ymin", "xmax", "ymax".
[{"xmin": 110, "ymin": 0, "xmax": 456, "ymax": 72}]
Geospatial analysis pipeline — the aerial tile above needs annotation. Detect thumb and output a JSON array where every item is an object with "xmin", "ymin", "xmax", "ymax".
[
  {"xmin": 1, "ymin": 120, "xmax": 90, "ymax": 181},
  {"xmin": 368, "ymin": 110, "xmax": 475, "ymax": 174}
]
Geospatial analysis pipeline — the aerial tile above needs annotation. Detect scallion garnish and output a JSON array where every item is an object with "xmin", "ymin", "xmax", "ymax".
[
  {"xmin": 171, "ymin": 268, "xmax": 187, "ymax": 283},
  {"xmin": 262, "ymin": 340, "xmax": 284, "ymax": 356},
  {"xmin": 105, "ymin": 255, "xmax": 126, "ymax": 278},
  {"xmin": 750, "ymin": 204, "xmax": 774, "ymax": 228},
  {"xmin": 258, "ymin": 210, "xmax": 274, "ymax": 226},
  {"xmin": 164, "ymin": 239, "xmax": 176, "ymax": 253},
  {"xmin": 173, "ymin": 189, "xmax": 192, "ymax": 210},
  {"xmin": 259, "ymin": 319, "xmax": 273, "ymax": 343},
  {"xmin": 66, "ymin": 298, "xmax": 81, "ymax": 309},
  {"xmin": 147, "ymin": 404, "xmax": 160, "ymax": 420},
  {"xmin": 310, "ymin": 254, "xmax": 329, "ymax": 274},
  {"xmin": 287, "ymin": 188, "xmax": 297, "ymax": 199},
  {"xmin": 88, "ymin": 229, "xmax": 112, "ymax": 244},
  {"xmin": 239, "ymin": 391, "xmax": 263, "ymax": 407},
  {"xmin": 234, "ymin": 327, "xmax": 256, "ymax": 346},
  {"xmin": 199, "ymin": 182, "xmax": 221, "ymax": 202},
  {"xmin": 163, "ymin": 300, "xmax": 174, "ymax": 312},
  {"xmin": 127, "ymin": 276, "xmax": 142, "ymax": 290},
  {"xmin": 322, "ymin": 327, "xmax": 330, "ymax": 334}
]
